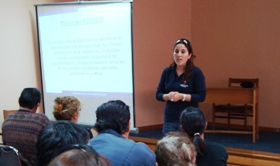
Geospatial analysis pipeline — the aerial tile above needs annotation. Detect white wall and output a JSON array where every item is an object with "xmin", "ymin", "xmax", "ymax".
[{"xmin": 0, "ymin": 0, "xmax": 61, "ymax": 134}]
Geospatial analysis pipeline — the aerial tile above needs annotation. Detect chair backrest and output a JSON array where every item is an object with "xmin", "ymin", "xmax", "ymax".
[
  {"xmin": 3, "ymin": 110, "xmax": 17, "ymax": 120},
  {"xmin": 228, "ymin": 78, "xmax": 259, "ymax": 87},
  {"xmin": 0, "ymin": 145, "xmax": 22, "ymax": 166},
  {"xmin": 1, "ymin": 110, "xmax": 17, "ymax": 139}
]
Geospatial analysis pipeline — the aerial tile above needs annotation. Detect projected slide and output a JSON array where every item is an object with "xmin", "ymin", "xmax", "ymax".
[{"xmin": 36, "ymin": 2, "xmax": 134, "ymax": 127}]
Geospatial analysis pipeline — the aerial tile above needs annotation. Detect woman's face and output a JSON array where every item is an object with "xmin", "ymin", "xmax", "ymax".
[{"xmin": 173, "ymin": 43, "xmax": 192, "ymax": 68}]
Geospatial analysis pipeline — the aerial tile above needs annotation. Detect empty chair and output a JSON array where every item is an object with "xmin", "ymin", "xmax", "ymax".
[{"xmin": 212, "ymin": 78, "xmax": 259, "ymax": 130}]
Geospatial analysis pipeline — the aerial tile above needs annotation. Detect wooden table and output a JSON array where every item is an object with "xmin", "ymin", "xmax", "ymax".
[{"xmin": 203, "ymin": 87, "xmax": 259, "ymax": 143}]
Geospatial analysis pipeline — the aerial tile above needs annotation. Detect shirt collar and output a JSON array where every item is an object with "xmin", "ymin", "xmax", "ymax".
[{"xmin": 98, "ymin": 129, "xmax": 124, "ymax": 138}]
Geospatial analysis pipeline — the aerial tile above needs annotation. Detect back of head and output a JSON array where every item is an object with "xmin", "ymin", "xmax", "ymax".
[
  {"xmin": 18, "ymin": 88, "xmax": 41, "ymax": 109},
  {"xmin": 53, "ymin": 96, "xmax": 81, "ymax": 121},
  {"xmin": 155, "ymin": 132, "xmax": 196, "ymax": 166},
  {"xmin": 48, "ymin": 144, "xmax": 111, "ymax": 166},
  {"xmin": 37, "ymin": 120, "xmax": 90, "ymax": 166},
  {"xmin": 94, "ymin": 100, "xmax": 130, "ymax": 134},
  {"xmin": 180, "ymin": 107, "xmax": 207, "ymax": 155}
]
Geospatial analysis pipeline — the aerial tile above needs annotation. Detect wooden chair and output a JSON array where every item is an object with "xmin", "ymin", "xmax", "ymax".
[
  {"xmin": 0, "ymin": 110, "xmax": 17, "ymax": 143},
  {"xmin": 212, "ymin": 78, "xmax": 259, "ymax": 130},
  {"xmin": 3, "ymin": 110, "xmax": 17, "ymax": 120}
]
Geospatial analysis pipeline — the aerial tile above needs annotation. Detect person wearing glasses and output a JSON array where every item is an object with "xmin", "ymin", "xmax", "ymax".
[
  {"xmin": 90, "ymin": 100, "xmax": 156, "ymax": 166},
  {"xmin": 52, "ymin": 96, "xmax": 93, "ymax": 138},
  {"xmin": 48, "ymin": 144, "xmax": 111, "ymax": 166},
  {"xmin": 156, "ymin": 38, "xmax": 206, "ymax": 136},
  {"xmin": 180, "ymin": 107, "xmax": 228, "ymax": 166}
]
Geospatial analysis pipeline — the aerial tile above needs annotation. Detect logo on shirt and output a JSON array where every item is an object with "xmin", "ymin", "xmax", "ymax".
[
  {"xmin": 180, "ymin": 80, "xmax": 188, "ymax": 88},
  {"xmin": 180, "ymin": 84, "xmax": 188, "ymax": 88}
]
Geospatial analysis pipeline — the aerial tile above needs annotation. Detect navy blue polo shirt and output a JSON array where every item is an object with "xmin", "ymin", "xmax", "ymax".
[{"xmin": 156, "ymin": 66, "xmax": 206, "ymax": 123}]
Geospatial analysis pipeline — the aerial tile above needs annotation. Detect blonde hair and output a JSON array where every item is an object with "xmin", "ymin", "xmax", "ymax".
[
  {"xmin": 53, "ymin": 96, "xmax": 81, "ymax": 121},
  {"xmin": 155, "ymin": 132, "xmax": 197, "ymax": 166}
]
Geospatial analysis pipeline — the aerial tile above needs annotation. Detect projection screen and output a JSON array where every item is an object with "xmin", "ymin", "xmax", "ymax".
[{"xmin": 35, "ymin": 1, "xmax": 135, "ymax": 130}]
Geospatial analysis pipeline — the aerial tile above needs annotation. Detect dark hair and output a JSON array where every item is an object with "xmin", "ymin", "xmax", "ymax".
[
  {"xmin": 94, "ymin": 100, "xmax": 130, "ymax": 134},
  {"xmin": 170, "ymin": 38, "xmax": 196, "ymax": 82},
  {"xmin": 155, "ymin": 132, "xmax": 196, "ymax": 166},
  {"xmin": 18, "ymin": 88, "xmax": 41, "ymax": 109},
  {"xmin": 36, "ymin": 120, "xmax": 90, "ymax": 166},
  {"xmin": 180, "ymin": 107, "xmax": 207, "ymax": 155},
  {"xmin": 48, "ymin": 144, "xmax": 111, "ymax": 166}
]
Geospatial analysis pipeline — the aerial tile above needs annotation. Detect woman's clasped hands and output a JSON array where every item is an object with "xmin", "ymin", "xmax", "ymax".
[{"xmin": 168, "ymin": 91, "xmax": 183, "ymax": 102}]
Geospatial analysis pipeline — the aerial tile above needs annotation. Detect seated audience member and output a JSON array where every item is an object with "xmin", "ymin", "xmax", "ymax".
[
  {"xmin": 180, "ymin": 107, "xmax": 228, "ymax": 166},
  {"xmin": 53, "ymin": 96, "xmax": 81, "ymax": 122},
  {"xmin": 2, "ymin": 87, "xmax": 51, "ymax": 166},
  {"xmin": 48, "ymin": 144, "xmax": 111, "ymax": 166},
  {"xmin": 155, "ymin": 131, "xmax": 196, "ymax": 166},
  {"xmin": 36, "ymin": 120, "xmax": 90, "ymax": 166},
  {"xmin": 52, "ymin": 96, "xmax": 93, "ymax": 138},
  {"xmin": 90, "ymin": 100, "xmax": 156, "ymax": 166}
]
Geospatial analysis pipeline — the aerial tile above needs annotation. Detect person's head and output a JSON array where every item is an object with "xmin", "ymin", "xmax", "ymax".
[
  {"xmin": 155, "ymin": 131, "xmax": 196, "ymax": 166},
  {"xmin": 180, "ymin": 107, "xmax": 207, "ymax": 155},
  {"xmin": 174, "ymin": 38, "xmax": 193, "ymax": 55},
  {"xmin": 94, "ymin": 100, "xmax": 130, "ymax": 136},
  {"xmin": 171, "ymin": 38, "xmax": 195, "ymax": 81},
  {"xmin": 53, "ymin": 96, "xmax": 81, "ymax": 122},
  {"xmin": 18, "ymin": 87, "xmax": 41, "ymax": 112},
  {"xmin": 172, "ymin": 38, "xmax": 194, "ymax": 67},
  {"xmin": 37, "ymin": 120, "xmax": 90, "ymax": 166},
  {"xmin": 48, "ymin": 144, "xmax": 111, "ymax": 166}
]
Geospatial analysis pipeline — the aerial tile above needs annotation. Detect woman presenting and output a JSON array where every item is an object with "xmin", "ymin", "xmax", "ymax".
[{"xmin": 156, "ymin": 38, "xmax": 206, "ymax": 136}]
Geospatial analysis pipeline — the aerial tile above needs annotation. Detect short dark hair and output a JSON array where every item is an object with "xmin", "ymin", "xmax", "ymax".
[
  {"xmin": 18, "ymin": 88, "xmax": 41, "ymax": 109},
  {"xmin": 36, "ymin": 120, "xmax": 90, "ymax": 166},
  {"xmin": 94, "ymin": 100, "xmax": 130, "ymax": 134}
]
